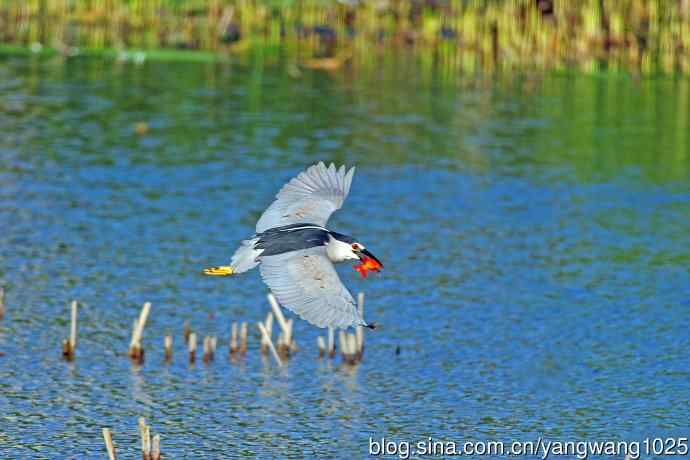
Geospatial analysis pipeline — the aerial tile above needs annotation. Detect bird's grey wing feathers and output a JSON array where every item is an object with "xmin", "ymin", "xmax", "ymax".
[
  {"xmin": 259, "ymin": 247, "xmax": 364, "ymax": 329},
  {"xmin": 255, "ymin": 162, "xmax": 355, "ymax": 233}
]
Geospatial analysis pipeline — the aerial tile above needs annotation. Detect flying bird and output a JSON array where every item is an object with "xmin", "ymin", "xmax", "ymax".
[{"xmin": 204, "ymin": 162, "xmax": 383, "ymax": 329}]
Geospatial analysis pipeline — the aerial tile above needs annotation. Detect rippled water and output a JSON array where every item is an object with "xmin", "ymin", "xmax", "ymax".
[{"xmin": 0, "ymin": 55, "xmax": 689, "ymax": 459}]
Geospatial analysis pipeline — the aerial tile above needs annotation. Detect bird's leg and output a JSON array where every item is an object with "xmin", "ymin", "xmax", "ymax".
[{"xmin": 203, "ymin": 266, "xmax": 234, "ymax": 276}]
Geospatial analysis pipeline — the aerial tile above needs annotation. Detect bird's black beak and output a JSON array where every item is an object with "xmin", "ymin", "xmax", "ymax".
[{"xmin": 358, "ymin": 248, "xmax": 384, "ymax": 269}]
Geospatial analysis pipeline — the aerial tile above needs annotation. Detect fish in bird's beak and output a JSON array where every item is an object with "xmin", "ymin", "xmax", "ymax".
[{"xmin": 353, "ymin": 249, "xmax": 383, "ymax": 279}]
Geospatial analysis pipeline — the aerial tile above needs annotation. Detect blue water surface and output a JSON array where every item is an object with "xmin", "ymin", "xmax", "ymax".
[{"xmin": 0, "ymin": 56, "xmax": 688, "ymax": 459}]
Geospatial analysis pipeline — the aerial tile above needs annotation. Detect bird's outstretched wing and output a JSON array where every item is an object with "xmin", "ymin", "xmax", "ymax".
[
  {"xmin": 255, "ymin": 162, "xmax": 355, "ymax": 233},
  {"xmin": 259, "ymin": 247, "xmax": 365, "ymax": 329}
]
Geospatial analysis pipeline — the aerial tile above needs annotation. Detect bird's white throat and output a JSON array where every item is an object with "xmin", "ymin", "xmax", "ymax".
[{"xmin": 326, "ymin": 235, "xmax": 358, "ymax": 263}]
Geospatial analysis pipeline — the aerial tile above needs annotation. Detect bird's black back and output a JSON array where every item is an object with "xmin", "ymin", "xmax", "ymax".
[{"xmin": 255, "ymin": 223, "xmax": 334, "ymax": 256}]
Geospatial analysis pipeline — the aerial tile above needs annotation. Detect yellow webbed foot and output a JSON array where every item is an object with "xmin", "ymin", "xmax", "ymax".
[{"xmin": 203, "ymin": 266, "xmax": 234, "ymax": 276}]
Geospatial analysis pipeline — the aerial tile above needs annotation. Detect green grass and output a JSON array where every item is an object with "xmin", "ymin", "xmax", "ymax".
[
  {"xmin": 0, "ymin": 43, "xmax": 228, "ymax": 62},
  {"xmin": 0, "ymin": 0, "xmax": 688, "ymax": 75}
]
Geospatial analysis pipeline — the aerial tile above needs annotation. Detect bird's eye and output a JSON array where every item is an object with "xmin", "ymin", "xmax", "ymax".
[{"xmin": 351, "ymin": 243, "xmax": 360, "ymax": 251}]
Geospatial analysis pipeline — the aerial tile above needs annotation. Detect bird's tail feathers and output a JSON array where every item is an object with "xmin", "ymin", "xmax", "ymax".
[
  {"xmin": 228, "ymin": 237, "xmax": 262, "ymax": 274},
  {"xmin": 204, "ymin": 237, "xmax": 262, "ymax": 276}
]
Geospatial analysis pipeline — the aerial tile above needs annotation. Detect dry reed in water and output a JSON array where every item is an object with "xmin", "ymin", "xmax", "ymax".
[
  {"xmin": 139, "ymin": 417, "xmax": 151, "ymax": 460},
  {"xmin": 164, "ymin": 334, "xmax": 172, "ymax": 363},
  {"xmin": 102, "ymin": 427, "xmax": 117, "ymax": 460},
  {"xmin": 188, "ymin": 332, "xmax": 197, "ymax": 364},
  {"xmin": 203, "ymin": 335, "xmax": 217, "ymax": 363},
  {"xmin": 239, "ymin": 322, "xmax": 248, "ymax": 356},
  {"xmin": 327, "ymin": 327, "xmax": 336, "ymax": 358},
  {"xmin": 355, "ymin": 292, "xmax": 365, "ymax": 360},
  {"xmin": 229, "ymin": 321, "xmax": 238, "ymax": 355},
  {"xmin": 102, "ymin": 420, "xmax": 161, "ymax": 460},
  {"xmin": 338, "ymin": 330, "xmax": 347, "ymax": 362},
  {"xmin": 257, "ymin": 321, "xmax": 282, "ymax": 366},
  {"xmin": 202, "ymin": 336, "xmax": 211, "ymax": 363},
  {"xmin": 61, "ymin": 300, "xmax": 77, "ymax": 361},
  {"xmin": 317, "ymin": 336, "xmax": 326, "ymax": 358},
  {"xmin": 152, "ymin": 434, "xmax": 161, "ymax": 460},
  {"xmin": 139, "ymin": 417, "xmax": 161, "ymax": 460},
  {"xmin": 268, "ymin": 293, "xmax": 295, "ymax": 357},
  {"xmin": 348, "ymin": 333, "xmax": 358, "ymax": 364},
  {"xmin": 128, "ymin": 302, "xmax": 150, "ymax": 364},
  {"xmin": 339, "ymin": 330, "xmax": 359, "ymax": 365},
  {"xmin": 260, "ymin": 312, "xmax": 273, "ymax": 356},
  {"xmin": 0, "ymin": 287, "xmax": 5, "ymax": 320},
  {"xmin": 183, "ymin": 320, "xmax": 191, "ymax": 344}
]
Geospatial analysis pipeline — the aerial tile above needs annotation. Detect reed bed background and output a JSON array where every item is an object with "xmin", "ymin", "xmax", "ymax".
[{"xmin": 1, "ymin": 0, "xmax": 689, "ymax": 75}]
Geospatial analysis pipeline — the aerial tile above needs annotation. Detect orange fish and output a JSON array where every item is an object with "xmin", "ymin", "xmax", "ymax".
[{"xmin": 353, "ymin": 255, "xmax": 383, "ymax": 279}]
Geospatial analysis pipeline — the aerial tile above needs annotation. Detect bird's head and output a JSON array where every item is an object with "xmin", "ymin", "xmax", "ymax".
[{"xmin": 326, "ymin": 233, "xmax": 383, "ymax": 278}]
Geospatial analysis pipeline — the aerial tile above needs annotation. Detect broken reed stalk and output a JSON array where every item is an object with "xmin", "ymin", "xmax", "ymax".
[
  {"xmin": 103, "ymin": 422, "xmax": 160, "ymax": 460},
  {"xmin": 188, "ymin": 332, "xmax": 197, "ymax": 364},
  {"xmin": 257, "ymin": 321, "xmax": 283, "ymax": 366},
  {"xmin": 317, "ymin": 336, "xmax": 326, "ymax": 358},
  {"xmin": 0, "ymin": 287, "xmax": 5, "ymax": 320},
  {"xmin": 347, "ymin": 333, "xmax": 358, "ymax": 364},
  {"xmin": 277, "ymin": 331, "xmax": 285, "ymax": 353},
  {"xmin": 62, "ymin": 300, "xmax": 77, "ymax": 361},
  {"xmin": 203, "ymin": 336, "xmax": 210, "ymax": 363},
  {"xmin": 102, "ymin": 427, "xmax": 117, "ymax": 460},
  {"xmin": 229, "ymin": 321, "xmax": 238, "ymax": 355},
  {"xmin": 128, "ymin": 302, "xmax": 151, "ymax": 363},
  {"xmin": 239, "ymin": 322, "xmax": 248, "ymax": 355},
  {"xmin": 267, "ymin": 293, "xmax": 287, "ymax": 331},
  {"xmin": 284, "ymin": 318, "xmax": 293, "ymax": 346},
  {"xmin": 339, "ymin": 330, "xmax": 359, "ymax": 365},
  {"xmin": 338, "ymin": 330, "xmax": 347, "ymax": 361},
  {"xmin": 139, "ymin": 417, "xmax": 161, "ymax": 460},
  {"xmin": 70, "ymin": 300, "xmax": 77, "ymax": 350},
  {"xmin": 260, "ymin": 312, "xmax": 273, "ymax": 356},
  {"xmin": 139, "ymin": 419, "xmax": 161, "ymax": 460},
  {"xmin": 164, "ymin": 334, "xmax": 172, "ymax": 362},
  {"xmin": 267, "ymin": 292, "xmax": 293, "ymax": 356},
  {"xmin": 355, "ymin": 292, "xmax": 365, "ymax": 358},
  {"xmin": 327, "ymin": 327, "xmax": 336, "ymax": 358},
  {"xmin": 183, "ymin": 320, "xmax": 191, "ymax": 344},
  {"xmin": 61, "ymin": 338, "xmax": 73, "ymax": 361},
  {"xmin": 130, "ymin": 319, "xmax": 138, "ymax": 345},
  {"xmin": 203, "ymin": 335, "xmax": 216, "ymax": 363},
  {"xmin": 152, "ymin": 434, "xmax": 161, "ymax": 460},
  {"xmin": 139, "ymin": 417, "xmax": 151, "ymax": 460}
]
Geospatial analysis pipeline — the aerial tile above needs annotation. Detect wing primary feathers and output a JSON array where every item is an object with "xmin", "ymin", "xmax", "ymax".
[
  {"xmin": 344, "ymin": 166, "xmax": 355, "ymax": 196},
  {"xmin": 255, "ymin": 162, "xmax": 357, "ymax": 233}
]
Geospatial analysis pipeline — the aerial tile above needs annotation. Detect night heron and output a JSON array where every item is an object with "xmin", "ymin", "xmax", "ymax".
[{"xmin": 204, "ymin": 162, "xmax": 383, "ymax": 329}]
